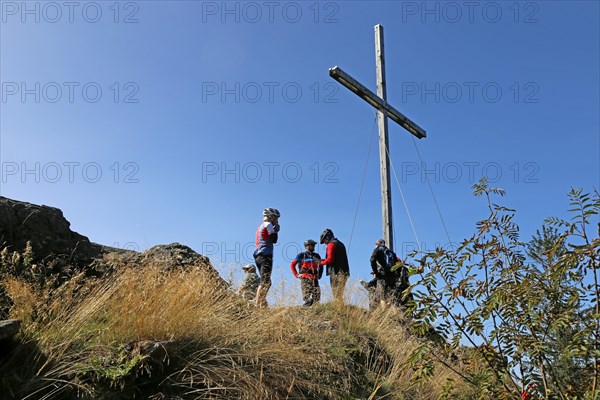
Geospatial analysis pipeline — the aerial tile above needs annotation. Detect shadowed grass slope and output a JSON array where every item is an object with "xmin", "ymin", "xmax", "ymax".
[{"xmin": 1, "ymin": 266, "xmax": 481, "ymax": 399}]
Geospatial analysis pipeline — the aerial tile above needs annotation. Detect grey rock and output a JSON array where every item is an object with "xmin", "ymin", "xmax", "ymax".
[
  {"xmin": 97, "ymin": 243, "xmax": 225, "ymax": 288},
  {"xmin": 0, "ymin": 319, "xmax": 20, "ymax": 340},
  {"xmin": 0, "ymin": 196, "xmax": 103, "ymax": 265},
  {"xmin": 0, "ymin": 197, "xmax": 227, "ymax": 318}
]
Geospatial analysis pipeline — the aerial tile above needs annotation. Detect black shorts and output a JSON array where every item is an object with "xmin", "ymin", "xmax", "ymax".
[{"xmin": 254, "ymin": 253, "xmax": 273, "ymax": 285}]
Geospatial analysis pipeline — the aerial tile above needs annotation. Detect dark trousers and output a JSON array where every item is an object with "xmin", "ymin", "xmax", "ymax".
[
  {"xmin": 300, "ymin": 278, "xmax": 320, "ymax": 306},
  {"xmin": 254, "ymin": 253, "xmax": 273, "ymax": 288}
]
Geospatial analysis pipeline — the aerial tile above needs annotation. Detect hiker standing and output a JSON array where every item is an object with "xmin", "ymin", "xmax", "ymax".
[
  {"xmin": 369, "ymin": 239, "xmax": 398, "ymax": 307},
  {"xmin": 237, "ymin": 264, "xmax": 260, "ymax": 301},
  {"xmin": 254, "ymin": 208, "xmax": 280, "ymax": 307},
  {"xmin": 290, "ymin": 239, "xmax": 323, "ymax": 307},
  {"xmin": 319, "ymin": 229, "xmax": 350, "ymax": 304}
]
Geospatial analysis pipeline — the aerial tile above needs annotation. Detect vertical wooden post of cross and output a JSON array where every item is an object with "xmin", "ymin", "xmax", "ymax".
[{"xmin": 329, "ymin": 24, "xmax": 428, "ymax": 252}]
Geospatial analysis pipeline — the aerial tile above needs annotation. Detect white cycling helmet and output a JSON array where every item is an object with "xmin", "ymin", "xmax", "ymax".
[{"xmin": 263, "ymin": 208, "xmax": 280, "ymax": 218}]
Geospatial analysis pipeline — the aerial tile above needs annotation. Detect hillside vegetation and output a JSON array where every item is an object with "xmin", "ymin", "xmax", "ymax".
[
  {"xmin": 0, "ymin": 265, "xmax": 480, "ymax": 399},
  {"xmin": 0, "ymin": 180, "xmax": 598, "ymax": 400}
]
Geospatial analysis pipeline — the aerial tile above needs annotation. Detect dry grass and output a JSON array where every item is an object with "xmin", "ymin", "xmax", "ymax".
[{"xmin": 1, "ymin": 266, "xmax": 484, "ymax": 400}]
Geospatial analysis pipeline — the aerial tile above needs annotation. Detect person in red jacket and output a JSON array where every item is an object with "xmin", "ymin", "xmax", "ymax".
[
  {"xmin": 319, "ymin": 229, "xmax": 350, "ymax": 304},
  {"xmin": 290, "ymin": 239, "xmax": 322, "ymax": 306}
]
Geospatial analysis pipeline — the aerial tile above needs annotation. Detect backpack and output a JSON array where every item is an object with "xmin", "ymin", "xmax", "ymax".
[
  {"xmin": 384, "ymin": 248, "xmax": 397, "ymax": 270},
  {"xmin": 377, "ymin": 247, "xmax": 397, "ymax": 276}
]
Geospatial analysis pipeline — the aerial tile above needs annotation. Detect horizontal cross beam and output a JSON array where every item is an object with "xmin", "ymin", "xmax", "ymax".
[{"xmin": 329, "ymin": 66, "xmax": 427, "ymax": 139}]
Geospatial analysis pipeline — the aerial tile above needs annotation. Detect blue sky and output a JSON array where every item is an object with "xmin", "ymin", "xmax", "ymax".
[{"xmin": 1, "ymin": 1, "xmax": 598, "ymax": 304}]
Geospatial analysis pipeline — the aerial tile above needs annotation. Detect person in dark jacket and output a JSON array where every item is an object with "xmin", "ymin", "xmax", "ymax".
[
  {"xmin": 319, "ymin": 229, "xmax": 350, "ymax": 304},
  {"xmin": 370, "ymin": 239, "xmax": 398, "ymax": 307},
  {"xmin": 291, "ymin": 239, "xmax": 322, "ymax": 306}
]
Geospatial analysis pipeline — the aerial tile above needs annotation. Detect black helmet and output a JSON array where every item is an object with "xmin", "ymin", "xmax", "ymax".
[
  {"xmin": 304, "ymin": 239, "xmax": 317, "ymax": 247},
  {"xmin": 320, "ymin": 229, "xmax": 334, "ymax": 244}
]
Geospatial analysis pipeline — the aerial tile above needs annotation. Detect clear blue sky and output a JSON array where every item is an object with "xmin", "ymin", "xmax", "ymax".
[{"xmin": 1, "ymin": 1, "xmax": 598, "ymax": 303}]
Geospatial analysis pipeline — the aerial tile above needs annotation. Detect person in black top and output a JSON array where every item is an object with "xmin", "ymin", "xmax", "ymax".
[
  {"xmin": 370, "ymin": 239, "xmax": 399, "ymax": 307},
  {"xmin": 319, "ymin": 229, "xmax": 350, "ymax": 304}
]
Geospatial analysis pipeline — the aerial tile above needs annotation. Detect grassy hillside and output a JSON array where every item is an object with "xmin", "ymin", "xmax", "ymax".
[
  {"xmin": 2, "ymin": 185, "xmax": 598, "ymax": 399},
  {"xmin": 0, "ymin": 265, "xmax": 486, "ymax": 400}
]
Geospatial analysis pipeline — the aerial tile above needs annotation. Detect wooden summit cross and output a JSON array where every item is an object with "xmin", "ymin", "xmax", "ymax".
[{"xmin": 329, "ymin": 24, "xmax": 427, "ymax": 252}]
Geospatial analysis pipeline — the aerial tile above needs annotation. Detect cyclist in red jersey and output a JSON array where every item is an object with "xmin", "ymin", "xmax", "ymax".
[{"xmin": 291, "ymin": 239, "xmax": 322, "ymax": 306}]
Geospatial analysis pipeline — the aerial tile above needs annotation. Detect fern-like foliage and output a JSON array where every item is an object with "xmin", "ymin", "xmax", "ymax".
[{"xmin": 407, "ymin": 179, "xmax": 600, "ymax": 400}]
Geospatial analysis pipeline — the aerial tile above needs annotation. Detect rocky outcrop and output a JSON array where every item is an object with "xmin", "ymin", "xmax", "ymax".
[
  {"xmin": 112, "ymin": 242, "xmax": 212, "ymax": 270},
  {"xmin": 0, "ymin": 196, "xmax": 104, "ymax": 266},
  {"xmin": 0, "ymin": 197, "xmax": 220, "ymax": 278},
  {"xmin": 95, "ymin": 243, "xmax": 225, "ymax": 287},
  {"xmin": 0, "ymin": 196, "xmax": 226, "ymax": 317}
]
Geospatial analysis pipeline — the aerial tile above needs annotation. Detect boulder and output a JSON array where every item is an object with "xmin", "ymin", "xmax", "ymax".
[
  {"xmin": 0, "ymin": 196, "xmax": 225, "ymax": 287},
  {"xmin": 96, "ymin": 243, "xmax": 225, "ymax": 287},
  {"xmin": 0, "ymin": 319, "xmax": 20, "ymax": 341}
]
